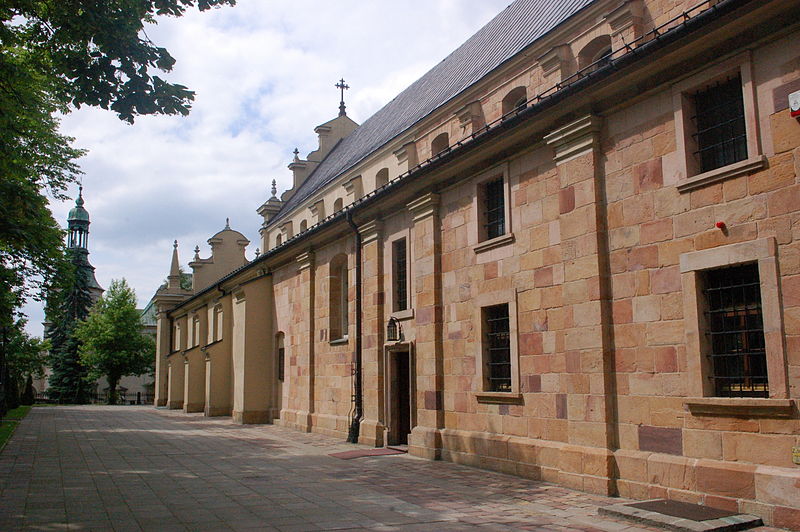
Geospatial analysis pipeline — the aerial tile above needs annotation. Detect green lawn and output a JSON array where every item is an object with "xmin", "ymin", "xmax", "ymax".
[{"xmin": 0, "ymin": 405, "xmax": 32, "ymax": 451}]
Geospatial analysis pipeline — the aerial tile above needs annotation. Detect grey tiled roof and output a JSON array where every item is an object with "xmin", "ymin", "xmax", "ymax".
[{"xmin": 273, "ymin": 0, "xmax": 595, "ymax": 222}]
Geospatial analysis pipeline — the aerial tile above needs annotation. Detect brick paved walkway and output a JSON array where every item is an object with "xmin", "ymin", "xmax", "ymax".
[{"xmin": 0, "ymin": 406, "xmax": 775, "ymax": 531}]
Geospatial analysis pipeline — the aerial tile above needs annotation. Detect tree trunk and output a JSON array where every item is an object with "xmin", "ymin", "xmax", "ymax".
[
  {"xmin": 21, "ymin": 375, "xmax": 34, "ymax": 405},
  {"xmin": 107, "ymin": 375, "xmax": 119, "ymax": 405}
]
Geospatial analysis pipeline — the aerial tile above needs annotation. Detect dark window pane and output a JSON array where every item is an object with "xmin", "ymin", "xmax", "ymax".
[
  {"xmin": 483, "ymin": 178, "xmax": 505, "ymax": 240},
  {"xmin": 394, "ymin": 239, "xmax": 408, "ymax": 311},
  {"xmin": 691, "ymin": 75, "xmax": 747, "ymax": 173},
  {"xmin": 484, "ymin": 304, "xmax": 511, "ymax": 392},
  {"xmin": 704, "ymin": 263, "xmax": 767, "ymax": 397}
]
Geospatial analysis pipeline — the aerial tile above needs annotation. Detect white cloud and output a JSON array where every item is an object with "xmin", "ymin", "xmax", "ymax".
[{"xmin": 22, "ymin": 0, "xmax": 510, "ymax": 336}]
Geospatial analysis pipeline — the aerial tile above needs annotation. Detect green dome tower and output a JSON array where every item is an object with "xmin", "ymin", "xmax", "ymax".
[{"xmin": 67, "ymin": 186, "xmax": 104, "ymax": 301}]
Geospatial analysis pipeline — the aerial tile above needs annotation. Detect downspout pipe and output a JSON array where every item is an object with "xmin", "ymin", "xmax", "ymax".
[{"xmin": 346, "ymin": 211, "xmax": 363, "ymax": 443}]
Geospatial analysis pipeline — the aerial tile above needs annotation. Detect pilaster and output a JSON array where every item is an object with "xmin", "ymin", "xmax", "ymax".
[
  {"xmin": 231, "ymin": 275, "xmax": 275, "ymax": 424},
  {"xmin": 406, "ymin": 193, "xmax": 444, "ymax": 460},
  {"xmin": 545, "ymin": 115, "xmax": 617, "ymax": 495},
  {"xmin": 280, "ymin": 251, "xmax": 316, "ymax": 432},
  {"xmin": 358, "ymin": 220, "xmax": 385, "ymax": 446}
]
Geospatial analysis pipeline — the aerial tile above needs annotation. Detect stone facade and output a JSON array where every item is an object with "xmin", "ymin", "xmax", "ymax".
[{"xmin": 154, "ymin": 0, "xmax": 800, "ymax": 527}]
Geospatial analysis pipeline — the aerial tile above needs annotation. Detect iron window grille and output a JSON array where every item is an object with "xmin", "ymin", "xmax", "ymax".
[
  {"xmin": 277, "ymin": 347, "xmax": 285, "ymax": 382},
  {"xmin": 482, "ymin": 177, "xmax": 505, "ymax": 240},
  {"xmin": 691, "ymin": 74, "xmax": 747, "ymax": 173},
  {"xmin": 704, "ymin": 263, "xmax": 767, "ymax": 398},
  {"xmin": 484, "ymin": 304, "xmax": 511, "ymax": 392},
  {"xmin": 393, "ymin": 239, "xmax": 408, "ymax": 312}
]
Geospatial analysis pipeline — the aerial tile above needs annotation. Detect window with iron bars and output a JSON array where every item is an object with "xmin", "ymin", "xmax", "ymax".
[
  {"xmin": 704, "ymin": 263, "xmax": 767, "ymax": 398},
  {"xmin": 277, "ymin": 347, "xmax": 285, "ymax": 382},
  {"xmin": 393, "ymin": 238, "xmax": 408, "ymax": 312},
  {"xmin": 483, "ymin": 304, "xmax": 511, "ymax": 392},
  {"xmin": 691, "ymin": 74, "xmax": 747, "ymax": 173},
  {"xmin": 482, "ymin": 177, "xmax": 505, "ymax": 241}
]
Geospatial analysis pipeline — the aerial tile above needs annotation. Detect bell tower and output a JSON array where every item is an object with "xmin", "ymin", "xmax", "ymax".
[{"xmin": 67, "ymin": 186, "xmax": 104, "ymax": 302}]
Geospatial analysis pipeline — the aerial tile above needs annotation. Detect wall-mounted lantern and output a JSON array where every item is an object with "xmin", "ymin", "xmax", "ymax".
[{"xmin": 386, "ymin": 316, "xmax": 401, "ymax": 342}]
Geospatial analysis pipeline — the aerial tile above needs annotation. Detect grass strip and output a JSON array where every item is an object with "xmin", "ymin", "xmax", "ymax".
[{"xmin": 0, "ymin": 405, "xmax": 32, "ymax": 451}]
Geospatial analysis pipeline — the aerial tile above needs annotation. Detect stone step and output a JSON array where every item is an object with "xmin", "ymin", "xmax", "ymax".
[{"xmin": 599, "ymin": 499, "xmax": 763, "ymax": 532}]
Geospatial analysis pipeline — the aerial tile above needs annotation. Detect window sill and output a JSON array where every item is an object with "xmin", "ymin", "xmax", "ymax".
[
  {"xmin": 676, "ymin": 155, "xmax": 767, "ymax": 193},
  {"xmin": 330, "ymin": 337, "xmax": 349, "ymax": 346},
  {"xmin": 391, "ymin": 309, "xmax": 414, "ymax": 321},
  {"xmin": 685, "ymin": 397, "xmax": 795, "ymax": 418},
  {"xmin": 204, "ymin": 339, "xmax": 223, "ymax": 348},
  {"xmin": 474, "ymin": 391, "xmax": 523, "ymax": 405},
  {"xmin": 472, "ymin": 232, "xmax": 515, "ymax": 255}
]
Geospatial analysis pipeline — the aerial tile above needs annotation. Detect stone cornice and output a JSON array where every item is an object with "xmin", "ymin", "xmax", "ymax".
[
  {"xmin": 407, "ymin": 192, "xmax": 440, "ymax": 223},
  {"xmin": 358, "ymin": 220, "xmax": 382, "ymax": 244},
  {"xmin": 296, "ymin": 251, "xmax": 315, "ymax": 271},
  {"xmin": 544, "ymin": 115, "xmax": 602, "ymax": 164}
]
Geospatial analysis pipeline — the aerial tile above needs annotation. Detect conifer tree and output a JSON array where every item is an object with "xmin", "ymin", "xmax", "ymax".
[{"xmin": 46, "ymin": 252, "xmax": 93, "ymax": 404}]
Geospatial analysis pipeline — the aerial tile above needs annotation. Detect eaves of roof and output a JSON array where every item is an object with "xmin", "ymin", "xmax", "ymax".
[{"xmin": 168, "ymin": 0, "xmax": 755, "ymax": 316}]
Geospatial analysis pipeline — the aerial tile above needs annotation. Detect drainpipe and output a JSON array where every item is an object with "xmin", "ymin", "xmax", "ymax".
[{"xmin": 346, "ymin": 211, "xmax": 363, "ymax": 443}]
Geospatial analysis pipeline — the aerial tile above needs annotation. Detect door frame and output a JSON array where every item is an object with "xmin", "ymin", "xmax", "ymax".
[{"xmin": 383, "ymin": 342, "xmax": 416, "ymax": 446}]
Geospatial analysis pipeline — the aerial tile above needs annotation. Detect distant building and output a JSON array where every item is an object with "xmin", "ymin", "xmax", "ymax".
[{"xmin": 152, "ymin": 0, "xmax": 800, "ymax": 527}]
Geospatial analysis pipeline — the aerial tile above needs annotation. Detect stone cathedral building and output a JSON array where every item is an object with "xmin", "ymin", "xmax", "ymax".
[{"xmin": 153, "ymin": 0, "xmax": 800, "ymax": 526}]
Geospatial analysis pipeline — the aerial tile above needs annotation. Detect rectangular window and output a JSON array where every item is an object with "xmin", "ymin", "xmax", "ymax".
[
  {"xmin": 173, "ymin": 323, "xmax": 181, "ymax": 351},
  {"xmin": 215, "ymin": 307, "xmax": 223, "ymax": 342},
  {"xmin": 277, "ymin": 347, "xmax": 285, "ymax": 382},
  {"xmin": 207, "ymin": 307, "xmax": 214, "ymax": 344},
  {"xmin": 704, "ymin": 263, "xmax": 767, "ymax": 398},
  {"xmin": 192, "ymin": 316, "xmax": 200, "ymax": 348},
  {"xmin": 482, "ymin": 178, "xmax": 506, "ymax": 240},
  {"xmin": 691, "ymin": 74, "xmax": 747, "ymax": 173},
  {"xmin": 483, "ymin": 304, "xmax": 511, "ymax": 392},
  {"xmin": 393, "ymin": 238, "xmax": 408, "ymax": 312}
]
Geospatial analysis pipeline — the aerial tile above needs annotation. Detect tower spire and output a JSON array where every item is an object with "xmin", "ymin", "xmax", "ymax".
[{"xmin": 167, "ymin": 240, "xmax": 182, "ymax": 291}]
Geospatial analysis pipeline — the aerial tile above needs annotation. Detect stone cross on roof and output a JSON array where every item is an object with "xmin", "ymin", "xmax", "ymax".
[{"xmin": 336, "ymin": 78, "xmax": 349, "ymax": 116}]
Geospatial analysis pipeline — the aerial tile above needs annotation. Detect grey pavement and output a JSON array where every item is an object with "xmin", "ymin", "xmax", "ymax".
[{"xmin": 0, "ymin": 406, "xmax": 776, "ymax": 531}]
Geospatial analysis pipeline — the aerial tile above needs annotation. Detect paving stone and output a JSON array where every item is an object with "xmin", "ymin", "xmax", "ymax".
[{"xmin": 0, "ymin": 406, "xmax": 671, "ymax": 531}]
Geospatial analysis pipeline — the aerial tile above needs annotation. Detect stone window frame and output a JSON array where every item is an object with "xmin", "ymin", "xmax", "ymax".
[
  {"xmin": 190, "ymin": 314, "xmax": 200, "ymax": 348},
  {"xmin": 672, "ymin": 51, "xmax": 766, "ymax": 193},
  {"xmin": 214, "ymin": 305, "xmax": 224, "ymax": 342},
  {"xmin": 391, "ymin": 236, "xmax": 410, "ymax": 314},
  {"xmin": 471, "ymin": 162, "xmax": 514, "ymax": 255},
  {"xmin": 328, "ymin": 254, "xmax": 350, "ymax": 344},
  {"xmin": 385, "ymin": 229, "xmax": 414, "ymax": 323},
  {"xmin": 473, "ymin": 288, "xmax": 522, "ymax": 404},
  {"xmin": 680, "ymin": 238, "xmax": 792, "ymax": 415},
  {"xmin": 173, "ymin": 321, "xmax": 182, "ymax": 352}
]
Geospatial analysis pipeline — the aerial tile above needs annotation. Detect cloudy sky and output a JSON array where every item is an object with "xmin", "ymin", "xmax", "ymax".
[{"xmin": 22, "ymin": 0, "xmax": 512, "ymax": 336}]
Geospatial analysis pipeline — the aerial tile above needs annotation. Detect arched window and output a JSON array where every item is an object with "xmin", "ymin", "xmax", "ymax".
[
  {"xmin": 375, "ymin": 168, "xmax": 389, "ymax": 188},
  {"xmin": 275, "ymin": 332, "xmax": 285, "ymax": 382},
  {"xmin": 333, "ymin": 198, "xmax": 343, "ymax": 213},
  {"xmin": 431, "ymin": 132, "xmax": 449, "ymax": 156},
  {"xmin": 502, "ymin": 86, "xmax": 527, "ymax": 116},
  {"xmin": 276, "ymin": 233, "xmax": 282, "ymax": 246},
  {"xmin": 578, "ymin": 35, "xmax": 612, "ymax": 72},
  {"xmin": 299, "ymin": 219, "xmax": 308, "ymax": 232},
  {"xmin": 329, "ymin": 254, "xmax": 349, "ymax": 341}
]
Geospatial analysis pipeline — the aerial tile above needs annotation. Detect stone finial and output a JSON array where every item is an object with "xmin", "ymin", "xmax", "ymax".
[
  {"xmin": 194, "ymin": 245, "xmax": 200, "ymax": 260},
  {"xmin": 255, "ymin": 247, "xmax": 260, "ymax": 258},
  {"xmin": 224, "ymin": 218, "xmax": 231, "ymax": 230},
  {"xmin": 271, "ymin": 179, "xmax": 277, "ymax": 198}
]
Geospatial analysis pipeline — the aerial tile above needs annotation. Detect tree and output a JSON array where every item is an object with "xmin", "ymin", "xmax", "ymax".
[
  {"xmin": 74, "ymin": 279, "xmax": 153, "ymax": 405},
  {"xmin": 0, "ymin": 0, "xmax": 235, "ymax": 412},
  {"xmin": 3, "ymin": 317, "xmax": 48, "ymax": 410},
  {"xmin": 46, "ymin": 253, "xmax": 94, "ymax": 404}
]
